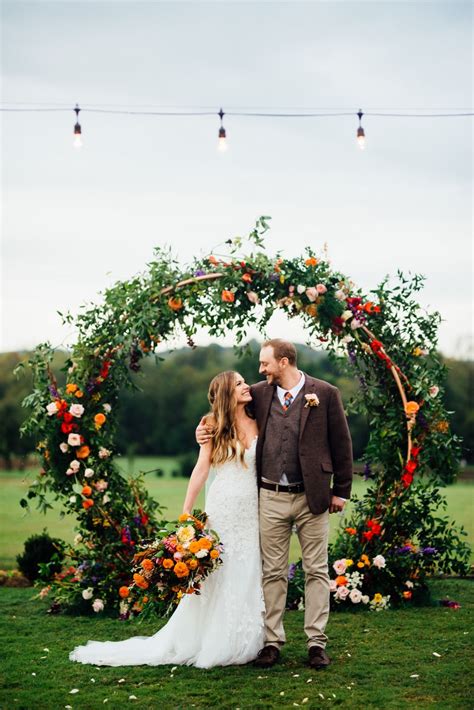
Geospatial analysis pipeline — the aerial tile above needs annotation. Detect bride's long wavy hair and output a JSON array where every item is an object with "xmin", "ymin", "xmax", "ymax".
[{"xmin": 206, "ymin": 371, "xmax": 247, "ymax": 466}]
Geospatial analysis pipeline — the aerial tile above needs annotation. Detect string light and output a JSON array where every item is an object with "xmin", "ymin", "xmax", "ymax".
[
  {"xmin": 357, "ymin": 109, "xmax": 365, "ymax": 150},
  {"xmin": 73, "ymin": 104, "xmax": 82, "ymax": 148},
  {"xmin": 218, "ymin": 108, "xmax": 227, "ymax": 152}
]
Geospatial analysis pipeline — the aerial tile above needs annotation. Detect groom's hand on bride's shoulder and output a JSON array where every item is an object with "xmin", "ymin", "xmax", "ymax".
[
  {"xmin": 196, "ymin": 417, "xmax": 213, "ymax": 446},
  {"xmin": 329, "ymin": 496, "xmax": 346, "ymax": 514}
]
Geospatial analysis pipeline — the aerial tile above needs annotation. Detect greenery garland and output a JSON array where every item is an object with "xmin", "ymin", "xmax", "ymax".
[{"xmin": 19, "ymin": 217, "xmax": 469, "ymax": 616}]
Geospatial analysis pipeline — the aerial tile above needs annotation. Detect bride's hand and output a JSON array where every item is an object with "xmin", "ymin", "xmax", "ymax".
[{"xmin": 196, "ymin": 417, "xmax": 213, "ymax": 446}]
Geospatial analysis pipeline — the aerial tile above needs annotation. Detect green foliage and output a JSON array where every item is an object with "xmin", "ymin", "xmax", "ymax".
[{"xmin": 16, "ymin": 529, "xmax": 65, "ymax": 582}]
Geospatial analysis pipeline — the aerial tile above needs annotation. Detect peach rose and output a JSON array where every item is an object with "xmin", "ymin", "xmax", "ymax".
[
  {"xmin": 76, "ymin": 446, "xmax": 90, "ymax": 459},
  {"xmin": 221, "ymin": 290, "xmax": 235, "ymax": 303},
  {"xmin": 405, "ymin": 401, "xmax": 420, "ymax": 415},
  {"xmin": 119, "ymin": 586, "xmax": 130, "ymax": 598}
]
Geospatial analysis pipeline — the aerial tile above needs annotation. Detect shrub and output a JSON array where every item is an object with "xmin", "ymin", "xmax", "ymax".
[{"xmin": 16, "ymin": 529, "xmax": 65, "ymax": 581}]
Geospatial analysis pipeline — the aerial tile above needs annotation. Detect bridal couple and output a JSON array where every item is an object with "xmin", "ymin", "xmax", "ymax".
[{"xmin": 70, "ymin": 339, "xmax": 353, "ymax": 670}]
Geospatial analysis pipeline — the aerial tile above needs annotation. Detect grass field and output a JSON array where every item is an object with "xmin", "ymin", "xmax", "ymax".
[
  {"xmin": 1, "ymin": 457, "xmax": 473, "ymax": 569},
  {"xmin": 0, "ymin": 579, "xmax": 472, "ymax": 709}
]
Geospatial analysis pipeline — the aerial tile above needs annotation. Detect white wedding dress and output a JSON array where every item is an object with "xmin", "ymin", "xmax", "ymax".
[{"xmin": 69, "ymin": 438, "xmax": 264, "ymax": 668}]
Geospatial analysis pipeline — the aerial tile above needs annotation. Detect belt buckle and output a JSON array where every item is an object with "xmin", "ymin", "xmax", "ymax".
[{"xmin": 275, "ymin": 483, "xmax": 279, "ymax": 493}]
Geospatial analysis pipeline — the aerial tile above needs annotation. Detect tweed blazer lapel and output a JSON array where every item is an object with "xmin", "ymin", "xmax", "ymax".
[
  {"xmin": 299, "ymin": 375, "xmax": 320, "ymax": 441},
  {"xmin": 254, "ymin": 383, "xmax": 275, "ymax": 475}
]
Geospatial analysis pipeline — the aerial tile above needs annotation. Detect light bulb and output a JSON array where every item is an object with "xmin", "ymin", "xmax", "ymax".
[
  {"xmin": 218, "ymin": 126, "xmax": 227, "ymax": 152},
  {"xmin": 73, "ymin": 132, "xmax": 83, "ymax": 149},
  {"xmin": 357, "ymin": 126, "xmax": 365, "ymax": 150}
]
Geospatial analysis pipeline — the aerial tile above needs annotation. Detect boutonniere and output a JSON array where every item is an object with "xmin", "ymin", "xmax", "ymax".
[{"xmin": 304, "ymin": 393, "xmax": 320, "ymax": 408}]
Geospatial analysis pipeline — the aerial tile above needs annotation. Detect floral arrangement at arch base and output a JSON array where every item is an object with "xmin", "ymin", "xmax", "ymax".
[{"xmin": 19, "ymin": 216, "xmax": 470, "ymax": 616}]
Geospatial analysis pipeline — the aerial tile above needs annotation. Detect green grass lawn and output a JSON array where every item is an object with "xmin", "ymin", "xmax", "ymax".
[
  {"xmin": 1, "ymin": 457, "xmax": 473, "ymax": 569},
  {"xmin": 0, "ymin": 579, "xmax": 472, "ymax": 709}
]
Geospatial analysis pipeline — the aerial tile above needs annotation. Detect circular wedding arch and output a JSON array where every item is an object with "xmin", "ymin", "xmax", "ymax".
[{"xmin": 22, "ymin": 218, "xmax": 469, "ymax": 613}]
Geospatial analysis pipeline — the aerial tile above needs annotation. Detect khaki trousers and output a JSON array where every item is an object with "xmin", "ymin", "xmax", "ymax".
[{"xmin": 259, "ymin": 487, "xmax": 330, "ymax": 649}]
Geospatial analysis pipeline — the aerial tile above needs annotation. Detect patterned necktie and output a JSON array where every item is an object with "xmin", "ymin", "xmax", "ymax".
[{"xmin": 282, "ymin": 391, "xmax": 293, "ymax": 411}]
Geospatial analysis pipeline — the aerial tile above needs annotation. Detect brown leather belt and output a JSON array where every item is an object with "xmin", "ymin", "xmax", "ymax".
[{"xmin": 260, "ymin": 481, "xmax": 305, "ymax": 494}]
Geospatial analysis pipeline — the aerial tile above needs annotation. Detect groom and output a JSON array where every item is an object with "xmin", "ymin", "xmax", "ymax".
[{"xmin": 198, "ymin": 339, "xmax": 353, "ymax": 669}]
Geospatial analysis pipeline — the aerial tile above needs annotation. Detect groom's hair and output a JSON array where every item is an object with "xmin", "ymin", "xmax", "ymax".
[{"xmin": 263, "ymin": 339, "xmax": 297, "ymax": 366}]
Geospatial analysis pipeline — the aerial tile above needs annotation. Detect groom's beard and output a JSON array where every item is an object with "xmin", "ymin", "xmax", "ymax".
[{"xmin": 265, "ymin": 373, "xmax": 281, "ymax": 386}]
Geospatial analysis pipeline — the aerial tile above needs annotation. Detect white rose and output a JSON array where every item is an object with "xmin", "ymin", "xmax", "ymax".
[
  {"xmin": 373, "ymin": 554, "xmax": 386, "ymax": 569},
  {"xmin": 341, "ymin": 310, "xmax": 353, "ymax": 322},
  {"xmin": 74, "ymin": 534, "xmax": 83, "ymax": 545},
  {"xmin": 46, "ymin": 402, "xmax": 58, "ymax": 416},
  {"xmin": 341, "ymin": 335, "xmax": 354, "ymax": 345},
  {"xmin": 361, "ymin": 595, "xmax": 370, "ymax": 604},
  {"xmin": 429, "ymin": 386, "xmax": 439, "ymax": 398},
  {"xmin": 350, "ymin": 588, "xmax": 363, "ymax": 603},
  {"xmin": 69, "ymin": 403, "xmax": 85, "ymax": 418},
  {"xmin": 405, "ymin": 580, "xmax": 414, "ymax": 589},
  {"xmin": 82, "ymin": 587, "xmax": 94, "ymax": 600},
  {"xmin": 69, "ymin": 495, "xmax": 77, "ymax": 504},
  {"xmin": 297, "ymin": 284, "xmax": 306, "ymax": 295},
  {"xmin": 67, "ymin": 433, "xmax": 81, "ymax": 447},
  {"xmin": 335, "ymin": 289, "xmax": 346, "ymax": 301},
  {"xmin": 92, "ymin": 599, "xmax": 104, "ymax": 613},
  {"xmin": 350, "ymin": 318, "xmax": 362, "ymax": 330},
  {"xmin": 59, "ymin": 443, "xmax": 69, "ymax": 453},
  {"xmin": 196, "ymin": 549, "xmax": 209, "ymax": 559},
  {"xmin": 69, "ymin": 460, "xmax": 80, "ymax": 472},
  {"xmin": 84, "ymin": 468, "xmax": 94, "ymax": 478},
  {"xmin": 98, "ymin": 447, "xmax": 111, "ymax": 459},
  {"xmin": 102, "ymin": 493, "xmax": 111, "ymax": 504},
  {"xmin": 103, "ymin": 403, "xmax": 112, "ymax": 413}
]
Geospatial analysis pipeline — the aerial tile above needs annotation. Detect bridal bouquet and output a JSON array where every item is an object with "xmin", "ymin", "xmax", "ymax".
[{"xmin": 119, "ymin": 510, "xmax": 223, "ymax": 619}]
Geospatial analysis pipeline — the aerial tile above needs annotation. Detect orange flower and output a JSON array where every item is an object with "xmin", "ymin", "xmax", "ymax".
[
  {"xmin": 81, "ymin": 485, "xmax": 92, "ymax": 496},
  {"xmin": 119, "ymin": 586, "xmax": 130, "ymax": 598},
  {"xmin": 199, "ymin": 538, "xmax": 212, "ymax": 550},
  {"xmin": 162, "ymin": 558, "xmax": 174, "ymax": 569},
  {"xmin": 178, "ymin": 513, "xmax": 191, "ymax": 522},
  {"xmin": 242, "ymin": 273, "xmax": 252, "ymax": 283},
  {"xmin": 210, "ymin": 549, "xmax": 219, "ymax": 559},
  {"xmin": 141, "ymin": 558, "xmax": 154, "ymax": 572},
  {"xmin": 305, "ymin": 304, "xmax": 318, "ymax": 318},
  {"xmin": 174, "ymin": 562, "xmax": 190, "ymax": 578},
  {"xmin": 335, "ymin": 575, "xmax": 348, "ymax": 586},
  {"xmin": 142, "ymin": 596, "xmax": 149, "ymax": 603},
  {"xmin": 94, "ymin": 413, "xmax": 106, "ymax": 427},
  {"xmin": 188, "ymin": 559, "xmax": 198, "ymax": 570},
  {"xmin": 189, "ymin": 541, "xmax": 200, "ymax": 554},
  {"xmin": 66, "ymin": 383, "xmax": 78, "ymax": 394},
  {"xmin": 403, "ymin": 591, "xmax": 412, "ymax": 600},
  {"xmin": 305, "ymin": 257, "xmax": 318, "ymax": 267},
  {"xmin": 176, "ymin": 544, "xmax": 185, "ymax": 553},
  {"xmin": 345, "ymin": 527, "xmax": 357, "ymax": 535},
  {"xmin": 208, "ymin": 255, "xmax": 219, "ymax": 265},
  {"xmin": 82, "ymin": 499, "xmax": 94, "ymax": 509},
  {"xmin": 435, "ymin": 420, "xmax": 449, "ymax": 433},
  {"xmin": 76, "ymin": 445, "xmax": 90, "ymax": 459},
  {"xmin": 405, "ymin": 401, "xmax": 420, "ymax": 415},
  {"xmin": 168, "ymin": 297, "xmax": 183, "ymax": 312},
  {"xmin": 75, "ymin": 390, "xmax": 84, "ymax": 398},
  {"xmin": 133, "ymin": 573, "xmax": 149, "ymax": 589},
  {"xmin": 185, "ymin": 588, "xmax": 195, "ymax": 594},
  {"xmin": 221, "ymin": 290, "xmax": 235, "ymax": 303}
]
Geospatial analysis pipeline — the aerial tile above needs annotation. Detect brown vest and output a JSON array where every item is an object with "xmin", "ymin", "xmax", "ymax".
[{"xmin": 261, "ymin": 389, "xmax": 304, "ymax": 484}]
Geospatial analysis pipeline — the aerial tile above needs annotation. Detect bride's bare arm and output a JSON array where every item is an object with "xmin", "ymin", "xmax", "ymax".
[{"xmin": 182, "ymin": 441, "xmax": 212, "ymax": 514}]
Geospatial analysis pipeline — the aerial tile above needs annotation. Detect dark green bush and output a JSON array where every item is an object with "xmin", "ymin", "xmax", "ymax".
[{"xmin": 16, "ymin": 529, "xmax": 65, "ymax": 581}]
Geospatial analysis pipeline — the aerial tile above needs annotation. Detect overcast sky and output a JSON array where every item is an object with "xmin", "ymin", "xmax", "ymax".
[{"xmin": 1, "ymin": 1, "xmax": 472, "ymax": 358}]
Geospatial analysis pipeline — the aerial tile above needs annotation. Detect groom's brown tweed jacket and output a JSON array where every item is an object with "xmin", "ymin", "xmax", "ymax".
[{"xmin": 250, "ymin": 374, "xmax": 353, "ymax": 515}]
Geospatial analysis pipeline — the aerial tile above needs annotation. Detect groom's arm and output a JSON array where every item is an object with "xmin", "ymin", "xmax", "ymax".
[{"xmin": 327, "ymin": 386, "xmax": 353, "ymax": 503}]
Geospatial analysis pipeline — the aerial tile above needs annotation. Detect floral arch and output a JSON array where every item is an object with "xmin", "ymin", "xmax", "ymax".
[{"xmin": 22, "ymin": 217, "xmax": 469, "ymax": 614}]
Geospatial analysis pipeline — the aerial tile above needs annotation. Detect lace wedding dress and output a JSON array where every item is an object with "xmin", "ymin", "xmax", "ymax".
[{"xmin": 69, "ymin": 438, "xmax": 264, "ymax": 668}]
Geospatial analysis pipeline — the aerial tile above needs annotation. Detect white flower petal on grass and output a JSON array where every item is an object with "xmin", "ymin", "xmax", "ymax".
[
  {"xmin": 103, "ymin": 699, "xmax": 109, "ymax": 704},
  {"xmin": 171, "ymin": 666, "xmax": 178, "ymax": 672},
  {"xmin": 433, "ymin": 652, "xmax": 441, "ymax": 657},
  {"xmin": 31, "ymin": 673, "xmax": 36, "ymax": 676},
  {"xmin": 90, "ymin": 678, "xmax": 96, "ymax": 683},
  {"xmin": 302, "ymin": 699, "xmax": 309, "ymax": 704},
  {"xmin": 410, "ymin": 674, "xmax": 419, "ymax": 678},
  {"xmin": 306, "ymin": 678, "xmax": 312, "ymax": 683},
  {"xmin": 42, "ymin": 648, "xmax": 49, "ymax": 652},
  {"xmin": 129, "ymin": 696, "xmax": 137, "ymax": 700},
  {"xmin": 280, "ymin": 692, "xmax": 285, "ymax": 696},
  {"xmin": 69, "ymin": 688, "xmax": 79, "ymax": 694},
  {"xmin": 117, "ymin": 678, "xmax": 125, "ymax": 683},
  {"xmin": 318, "ymin": 693, "xmax": 325, "ymax": 699}
]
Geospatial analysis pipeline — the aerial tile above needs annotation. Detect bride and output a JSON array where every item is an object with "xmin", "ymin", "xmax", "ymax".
[{"xmin": 70, "ymin": 371, "xmax": 264, "ymax": 668}]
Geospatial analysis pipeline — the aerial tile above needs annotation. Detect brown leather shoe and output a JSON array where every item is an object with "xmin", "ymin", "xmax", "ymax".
[
  {"xmin": 308, "ymin": 646, "xmax": 331, "ymax": 669},
  {"xmin": 253, "ymin": 645, "xmax": 280, "ymax": 668}
]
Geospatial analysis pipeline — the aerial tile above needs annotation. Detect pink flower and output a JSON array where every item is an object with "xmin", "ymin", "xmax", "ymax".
[
  {"xmin": 335, "ymin": 585, "xmax": 350, "ymax": 600},
  {"xmin": 103, "ymin": 403, "xmax": 112, "ymax": 413},
  {"xmin": 46, "ymin": 402, "xmax": 59, "ymax": 416},
  {"xmin": 67, "ymin": 433, "xmax": 81, "ymax": 447},
  {"xmin": 92, "ymin": 599, "xmax": 104, "ymax": 613},
  {"xmin": 39, "ymin": 586, "xmax": 51, "ymax": 599},
  {"xmin": 332, "ymin": 559, "xmax": 347, "ymax": 575},
  {"xmin": 95, "ymin": 479, "xmax": 108, "ymax": 492},
  {"xmin": 247, "ymin": 291, "xmax": 260, "ymax": 305},
  {"xmin": 173, "ymin": 552, "xmax": 183, "ymax": 560},
  {"xmin": 350, "ymin": 318, "xmax": 362, "ymax": 330},
  {"xmin": 69, "ymin": 404, "xmax": 85, "ymax": 418},
  {"xmin": 98, "ymin": 447, "xmax": 111, "ymax": 459},
  {"xmin": 335, "ymin": 289, "xmax": 346, "ymax": 301},
  {"xmin": 429, "ymin": 386, "xmax": 439, "ymax": 397},
  {"xmin": 69, "ymin": 460, "xmax": 80, "ymax": 473},
  {"xmin": 316, "ymin": 284, "xmax": 327, "ymax": 295},
  {"xmin": 305, "ymin": 287, "xmax": 318, "ymax": 302},
  {"xmin": 349, "ymin": 588, "xmax": 363, "ymax": 603},
  {"xmin": 59, "ymin": 443, "xmax": 69, "ymax": 453},
  {"xmin": 373, "ymin": 554, "xmax": 386, "ymax": 569}
]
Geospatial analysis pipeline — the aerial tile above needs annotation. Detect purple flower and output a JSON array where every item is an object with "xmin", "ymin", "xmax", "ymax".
[
  {"xmin": 49, "ymin": 384, "xmax": 59, "ymax": 398},
  {"xmin": 394, "ymin": 545, "xmax": 413, "ymax": 555},
  {"xmin": 363, "ymin": 463, "xmax": 373, "ymax": 480},
  {"xmin": 421, "ymin": 547, "xmax": 438, "ymax": 555},
  {"xmin": 288, "ymin": 563, "xmax": 297, "ymax": 581},
  {"xmin": 440, "ymin": 599, "xmax": 461, "ymax": 609},
  {"xmin": 133, "ymin": 515, "xmax": 141, "ymax": 526},
  {"xmin": 269, "ymin": 273, "xmax": 280, "ymax": 281},
  {"xmin": 194, "ymin": 269, "xmax": 206, "ymax": 277},
  {"xmin": 348, "ymin": 348, "xmax": 357, "ymax": 365}
]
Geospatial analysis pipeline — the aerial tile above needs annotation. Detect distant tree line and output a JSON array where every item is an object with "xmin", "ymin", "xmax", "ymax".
[{"xmin": 1, "ymin": 343, "xmax": 472, "ymax": 468}]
